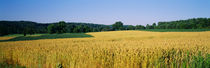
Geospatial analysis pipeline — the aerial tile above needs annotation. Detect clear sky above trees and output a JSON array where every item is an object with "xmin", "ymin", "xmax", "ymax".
[{"xmin": 0, "ymin": 0, "xmax": 210, "ymax": 25}]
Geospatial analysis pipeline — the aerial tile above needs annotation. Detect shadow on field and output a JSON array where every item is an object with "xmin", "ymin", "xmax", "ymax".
[{"xmin": 0, "ymin": 33, "xmax": 93, "ymax": 42}]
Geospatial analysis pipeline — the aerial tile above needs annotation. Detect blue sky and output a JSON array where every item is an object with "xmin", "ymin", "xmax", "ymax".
[{"xmin": 0, "ymin": 0, "xmax": 210, "ymax": 25}]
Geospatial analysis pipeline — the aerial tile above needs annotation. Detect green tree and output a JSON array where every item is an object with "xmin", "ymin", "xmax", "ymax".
[
  {"xmin": 0, "ymin": 25, "xmax": 8, "ymax": 36},
  {"xmin": 22, "ymin": 25, "xmax": 36, "ymax": 36},
  {"xmin": 23, "ymin": 27, "xmax": 29, "ymax": 36},
  {"xmin": 152, "ymin": 23, "xmax": 157, "ymax": 29},
  {"xmin": 47, "ymin": 21, "xmax": 67, "ymax": 34},
  {"xmin": 66, "ymin": 24, "xmax": 75, "ymax": 33},
  {"xmin": 135, "ymin": 25, "xmax": 145, "ymax": 29},
  {"xmin": 72, "ymin": 25, "xmax": 85, "ymax": 33},
  {"xmin": 57, "ymin": 21, "xmax": 67, "ymax": 33},
  {"xmin": 146, "ymin": 24, "xmax": 151, "ymax": 29},
  {"xmin": 112, "ymin": 21, "xmax": 124, "ymax": 30},
  {"xmin": 84, "ymin": 25, "xmax": 91, "ymax": 32},
  {"xmin": 102, "ymin": 26, "xmax": 111, "ymax": 31},
  {"xmin": 47, "ymin": 24, "xmax": 56, "ymax": 34},
  {"xmin": 127, "ymin": 25, "xmax": 135, "ymax": 30}
]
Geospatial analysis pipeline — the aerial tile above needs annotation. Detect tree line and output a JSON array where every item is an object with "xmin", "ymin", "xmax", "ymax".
[
  {"xmin": 153, "ymin": 18, "xmax": 210, "ymax": 29},
  {"xmin": 0, "ymin": 18, "xmax": 210, "ymax": 36},
  {"xmin": 0, "ymin": 21, "xmax": 108, "ymax": 36},
  {"xmin": 47, "ymin": 21, "xmax": 147, "ymax": 34}
]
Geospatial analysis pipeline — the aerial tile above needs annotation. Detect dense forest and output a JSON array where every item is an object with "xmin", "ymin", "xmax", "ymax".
[
  {"xmin": 154, "ymin": 18, "xmax": 210, "ymax": 29},
  {"xmin": 0, "ymin": 18, "xmax": 210, "ymax": 36},
  {"xmin": 0, "ymin": 21, "xmax": 109, "ymax": 36}
]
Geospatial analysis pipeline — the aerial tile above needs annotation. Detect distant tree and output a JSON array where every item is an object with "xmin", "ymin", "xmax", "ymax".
[
  {"xmin": 135, "ymin": 25, "xmax": 145, "ymax": 29},
  {"xmin": 47, "ymin": 21, "xmax": 67, "ymax": 34},
  {"xmin": 22, "ymin": 25, "xmax": 36, "ymax": 36},
  {"xmin": 207, "ymin": 18, "xmax": 210, "ymax": 28},
  {"xmin": 156, "ymin": 18, "xmax": 210, "ymax": 29},
  {"xmin": 66, "ymin": 24, "xmax": 75, "ymax": 33},
  {"xmin": 73, "ymin": 27, "xmax": 79, "ymax": 33},
  {"xmin": 1, "ymin": 18, "xmax": 210, "ymax": 36},
  {"xmin": 157, "ymin": 22, "xmax": 166, "ymax": 29},
  {"xmin": 146, "ymin": 24, "xmax": 151, "ymax": 29},
  {"xmin": 72, "ymin": 25, "xmax": 84, "ymax": 33},
  {"xmin": 92, "ymin": 28, "xmax": 97, "ymax": 32},
  {"xmin": 127, "ymin": 25, "xmax": 135, "ymax": 30},
  {"xmin": 23, "ymin": 32, "xmax": 26, "ymax": 36},
  {"xmin": 27, "ymin": 26, "xmax": 36, "ymax": 35},
  {"xmin": 102, "ymin": 26, "xmax": 111, "ymax": 31},
  {"xmin": 23, "ymin": 28, "xmax": 27, "ymax": 36},
  {"xmin": 56, "ymin": 21, "xmax": 67, "ymax": 33},
  {"xmin": 152, "ymin": 23, "xmax": 157, "ymax": 29},
  {"xmin": 47, "ymin": 24, "xmax": 56, "ymax": 34},
  {"xmin": 0, "ymin": 25, "xmax": 8, "ymax": 36},
  {"xmin": 84, "ymin": 25, "xmax": 91, "ymax": 32},
  {"xmin": 112, "ymin": 21, "xmax": 124, "ymax": 30}
]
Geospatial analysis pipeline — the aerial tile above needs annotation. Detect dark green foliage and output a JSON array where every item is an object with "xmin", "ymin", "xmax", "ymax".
[
  {"xmin": 72, "ymin": 25, "xmax": 92, "ymax": 33},
  {"xmin": 146, "ymin": 24, "xmax": 153, "ymax": 29},
  {"xmin": 23, "ymin": 26, "xmax": 36, "ymax": 36},
  {"xmin": 56, "ymin": 21, "xmax": 67, "ymax": 33},
  {"xmin": 126, "ymin": 25, "xmax": 135, "ymax": 30},
  {"xmin": 0, "ymin": 21, "xmax": 48, "ymax": 36},
  {"xmin": 47, "ymin": 24, "xmax": 56, "ymax": 34},
  {"xmin": 1, "ymin": 18, "xmax": 210, "ymax": 36},
  {"xmin": 65, "ymin": 22, "xmax": 108, "ymax": 33},
  {"xmin": 47, "ymin": 21, "xmax": 67, "ymax": 34},
  {"xmin": 145, "ymin": 23, "xmax": 156, "ymax": 29},
  {"xmin": 0, "ymin": 33, "xmax": 93, "ymax": 42},
  {"xmin": 152, "ymin": 23, "xmax": 157, "ymax": 29},
  {"xmin": 0, "ymin": 21, "xmax": 108, "ymax": 36},
  {"xmin": 102, "ymin": 26, "xmax": 112, "ymax": 31},
  {"xmin": 157, "ymin": 18, "xmax": 210, "ymax": 29},
  {"xmin": 63, "ymin": 22, "xmax": 109, "ymax": 33},
  {"xmin": 135, "ymin": 25, "xmax": 145, "ymax": 29},
  {"xmin": 23, "ymin": 32, "xmax": 26, "ymax": 36},
  {"xmin": 66, "ymin": 24, "xmax": 75, "ymax": 33},
  {"xmin": 0, "ymin": 24, "xmax": 8, "ymax": 36},
  {"xmin": 142, "ymin": 18, "xmax": 210, "ymax": 29},
  {"xmin": 112, "ymin": 21, "xmax": 124, "ymax": 30}
]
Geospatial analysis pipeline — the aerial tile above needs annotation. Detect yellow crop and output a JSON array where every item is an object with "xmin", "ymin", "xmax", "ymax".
[{"xmin": 0, "ymin": 31, "xmax": 209, "ymax": 68}]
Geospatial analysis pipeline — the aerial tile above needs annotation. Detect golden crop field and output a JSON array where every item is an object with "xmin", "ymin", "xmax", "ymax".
[{"xmin": 0, "ymin": 31, "xmax": 210, "ymax": 68}]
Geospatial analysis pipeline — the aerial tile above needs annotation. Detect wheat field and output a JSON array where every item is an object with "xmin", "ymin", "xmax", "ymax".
[{"xmin": 0, "ymin": 31, "xmax": 209, "ymax": 68}]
